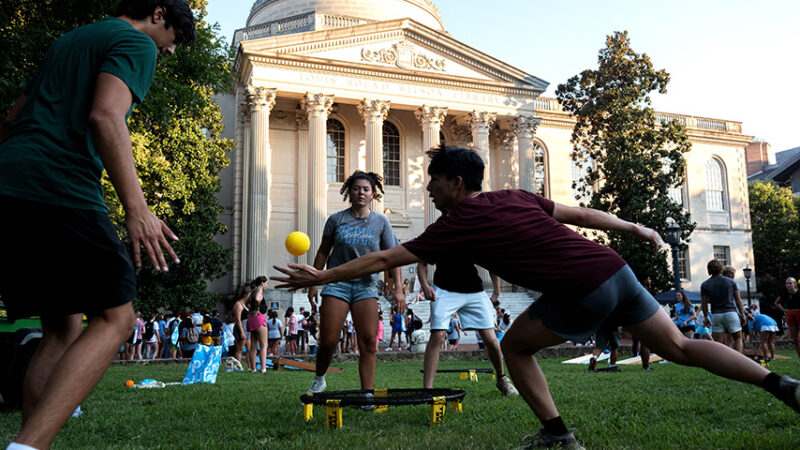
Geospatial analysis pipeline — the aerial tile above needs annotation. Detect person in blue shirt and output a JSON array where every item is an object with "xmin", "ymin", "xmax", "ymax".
[
  {"xmin": 672, "ymin": 290, "xmax": 697, "ymax": 338},
  {"xmin": 748, "ymin": 309, "xmax": 779, "ymax": 362}
]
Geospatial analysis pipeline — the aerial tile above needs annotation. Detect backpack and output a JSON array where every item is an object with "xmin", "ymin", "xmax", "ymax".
[
  {"xmin": 143, "ymin": 321, "xmax": 155, "ymax": 341},
  {"xmin": 184, "ymin": 326, "xmax": 199, "ymax": 344}
]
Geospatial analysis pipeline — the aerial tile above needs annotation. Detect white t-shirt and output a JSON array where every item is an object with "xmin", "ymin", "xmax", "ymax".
[
  {"xmin": 267, "ymin": 319, "xmax": 283, "ymax": 339},
  {"xmin": 146, "ymin": 321, "xmax": 160, "ymax": 344}
]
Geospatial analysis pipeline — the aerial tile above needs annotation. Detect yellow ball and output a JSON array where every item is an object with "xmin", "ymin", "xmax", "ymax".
[{"xmin": 285, "ymin": 231, "xmax": 311, "ymax": 256}]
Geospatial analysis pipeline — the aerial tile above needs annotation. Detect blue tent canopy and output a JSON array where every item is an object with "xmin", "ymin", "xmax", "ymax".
[{"xmin": 654, "ymin": 289, "xmax": 702, "ymax": 304}]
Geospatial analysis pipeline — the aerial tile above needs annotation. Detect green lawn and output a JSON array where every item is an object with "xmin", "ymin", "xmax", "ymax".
[{"xmin": 2, "ymin": 353, "xmax": 800, "ymax": 449}]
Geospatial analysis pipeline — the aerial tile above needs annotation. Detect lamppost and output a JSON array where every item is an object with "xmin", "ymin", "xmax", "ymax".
[
  {"xmin": 665, "ymin": 224, "xmax": 682, "ymax": 292},
  {"xmin": 743, "ymin": 266, "xmax": 753, "ymax": 307}
]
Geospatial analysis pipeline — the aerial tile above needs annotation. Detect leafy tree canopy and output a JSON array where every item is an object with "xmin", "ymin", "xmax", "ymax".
[
  {"xmin": 748, "ymin": 180, "xmax": 800, "ymax": 299},
  {"xmin": 556, "ymin": 31, "xmax": 695, "ymax": 292},
  {"xmin": 2, "ymin": 0, "xmax": 235, "ymax": 313}
]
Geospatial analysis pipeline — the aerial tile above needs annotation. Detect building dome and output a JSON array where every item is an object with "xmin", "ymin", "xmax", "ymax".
[{"xmin": 247, "ymin": 0, "xmax": 444, "ymax": 32}]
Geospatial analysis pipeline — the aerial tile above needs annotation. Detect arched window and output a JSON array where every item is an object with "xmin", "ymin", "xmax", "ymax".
[
  {"xmin": 326, "ymin": 119, "xmax": 345, "ymax": 183},
  {"xmin": 382, "ymin": 121, "xmax": 401, "ymax": 186},
  {"xmin": 704, "ymin": 158, "xmax": 726, "ymax": 211},
  {"xmin": 532, "ymin": 143, "xmax": 547, "ymax": 196}
]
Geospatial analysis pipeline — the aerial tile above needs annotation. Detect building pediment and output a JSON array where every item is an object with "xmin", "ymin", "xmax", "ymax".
[{"xmin": 238, "ymin": 18, "xmax": 548, "ymax": 94}]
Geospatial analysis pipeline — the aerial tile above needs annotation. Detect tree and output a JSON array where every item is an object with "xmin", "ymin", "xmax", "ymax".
[
  {"xmin": 556, "ymin": 31, "xmax": 695, "ymax": 292},
  {"xmin": 748, "ymin": 180, "xmax": 800, "ymax": 299},
  {"xmin": 2, "ymin": 0, "xmax": 235, "ymax": 312}
]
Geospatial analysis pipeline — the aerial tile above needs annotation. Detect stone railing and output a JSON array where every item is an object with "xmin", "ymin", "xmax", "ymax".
[
  {"xmin": 534, "ymin": 97, "xmax": 561, "ymax": 111},
  {"xmin": 655, "ymin": 112, "xmax": 687, "ymax": 126},
  {"xmin": 235, "ymin": 12, "xmax": 315, "ymax": 43},
  {"xmin": 234, "ymin": 12, "xmax": 370, "ymax": 46},
  {"xmin": 534, "ymin": 97, "xmax": 741, "ymax": 134},
  {"xmin": 320, "ymin": 13, "xmax": 368, "ymax": 29}
]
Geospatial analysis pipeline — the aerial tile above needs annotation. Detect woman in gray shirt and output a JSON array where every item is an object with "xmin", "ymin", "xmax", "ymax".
[{"xmin": 305, "ymin": 171, "xmax": 405, "ymax": 395}]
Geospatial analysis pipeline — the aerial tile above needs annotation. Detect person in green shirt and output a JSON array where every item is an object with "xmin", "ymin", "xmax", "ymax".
[{"xmin": 0, "ymin": 1, "xmax": 194, "ymax": 448}]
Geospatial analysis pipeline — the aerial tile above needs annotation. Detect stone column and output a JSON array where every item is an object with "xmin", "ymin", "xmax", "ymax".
[
  {"xmin": 233, "ymin": 96, "xmax": 250, "ymax": 289},
  {"xmin": 301, "ymin": 93, "xmax": 335, "ymax": 266},
  {"xmin": 245, "ymin": 86, "xmax": 276, "ymax": 281},
  {"xmin": 295, "ymin": 111, "xmax": 310, "ymax": 264},
  {"xmin": 415, "ymin": 105, "xmax": 448, "ymax": 226},
  {"xmin": 469, "ymin": 111, "xmax": 496, "ymax": 192},
  {"xmin": 515, "ymin": 115, "xmax": 541, "ymax": 192},
  {"xmin": 358, "ymin": 99, "xmax": 390, "ymax": 213}
]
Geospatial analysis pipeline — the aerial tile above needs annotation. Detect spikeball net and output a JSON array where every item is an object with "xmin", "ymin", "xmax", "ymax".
[{"xmin": 300, "ymin": 388, "xmax": 466, "ymax": 428}]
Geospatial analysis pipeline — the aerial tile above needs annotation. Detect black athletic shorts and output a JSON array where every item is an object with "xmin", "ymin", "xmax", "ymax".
[{"xmin": 0, "ymin": 195, "xmax": 136, "ymax": 320}]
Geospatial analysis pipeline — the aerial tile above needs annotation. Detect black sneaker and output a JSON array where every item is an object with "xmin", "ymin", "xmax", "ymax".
[
  {"xmin": 776, "ymin": 375, "xmax": 800, "ymax": 414},
  {"xmin": 607, "ymin": 365, "xmax": 620, "ymax": 373},
  {"xmin": 588, "ymin": 358, "xmax": 597, "ymax": 372},
  {"xmin": 519, "ymin": 429, "xmax": 584, "ymax": 449}
]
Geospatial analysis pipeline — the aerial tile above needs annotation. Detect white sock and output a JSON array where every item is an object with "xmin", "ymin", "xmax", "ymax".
[
  {"xmin": 315, "ymin": 375, "xmax": 325, "ymax": 382},
  {"xmin": 8, "ymin": 443, "xmax": 39, "ymax": 450}
]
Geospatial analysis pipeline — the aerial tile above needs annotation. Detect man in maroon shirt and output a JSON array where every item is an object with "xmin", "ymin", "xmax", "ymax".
[{"xmin": 273, "ymin": 146, "xmax": 800, "ymax": 449}]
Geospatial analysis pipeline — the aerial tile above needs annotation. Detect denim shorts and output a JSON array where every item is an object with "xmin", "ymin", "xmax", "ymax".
[
  {"xmin": 528, "ymin": 265, "xmax": 660, "ymax": 342},
  {"xmin": 321, "ymin": 279, "xmax": 379, "ymax": 304}
]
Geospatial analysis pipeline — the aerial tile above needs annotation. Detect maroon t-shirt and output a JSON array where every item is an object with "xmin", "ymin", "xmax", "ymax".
[{"xmin": 402, "ymin": 190, "xmax": 626, "ymax": 303}]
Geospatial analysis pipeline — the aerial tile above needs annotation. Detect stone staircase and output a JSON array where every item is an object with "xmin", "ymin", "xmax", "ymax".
[{"xmin": 292, "ymin": 290, "xmax": 539, "ymax": 345}]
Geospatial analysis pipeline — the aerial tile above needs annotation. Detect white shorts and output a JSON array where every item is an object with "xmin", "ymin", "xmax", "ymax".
[
  {"xmin": 429, "ymin": 286, "xmax": 496, "ymax": 331},
  {"xmin": 711, "ymin": 311, "xmax": 742, "ymax": 334},
  {"xmin": 758, "ymin": 325, "xmax": 779, "ymax": 333}
]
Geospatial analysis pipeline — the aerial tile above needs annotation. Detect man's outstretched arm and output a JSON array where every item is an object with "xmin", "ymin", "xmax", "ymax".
[
  {"xmin": 272, "ymin": 246, "xmax": 420, "ymax": 290},
  {"xmin": 552, "ymin": 203, "xmax": 662, "ymax": 250}
]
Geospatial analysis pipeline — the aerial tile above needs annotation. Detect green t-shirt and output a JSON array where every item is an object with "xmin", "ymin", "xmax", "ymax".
[{"xmin": 0, "ymin": 17, "xmax": 157, "ymax": 212}]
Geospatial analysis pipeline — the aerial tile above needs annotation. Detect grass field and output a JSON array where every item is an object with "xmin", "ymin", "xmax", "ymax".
[{"xmin": 2, "ymin": 352, "xmax": 800, "ymax": 449}]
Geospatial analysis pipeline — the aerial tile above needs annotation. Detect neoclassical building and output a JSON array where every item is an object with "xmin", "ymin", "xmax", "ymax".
[{"xmin": 211, "ymin": 0, "xmax": 757, "ymax": 298}]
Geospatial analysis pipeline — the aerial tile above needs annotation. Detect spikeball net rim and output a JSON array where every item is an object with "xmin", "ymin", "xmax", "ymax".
[
  {"xmin": 300, "ymin": 388, "xmax": 466, "ymax": 406},
  {"xmin": 419, "ymin": 369, "xmax": 494, "ymax": 374}
]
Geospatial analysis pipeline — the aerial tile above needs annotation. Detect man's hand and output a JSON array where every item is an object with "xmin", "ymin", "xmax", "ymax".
[
  {"xmin": 126, "ymin": 207, "xmax": 179, "ymax": 271},
  {"xmin": 272, "ymin": 264, "xmax": 325, "ymax": 290},
  {"xmin": 422, "ymin": 284, "xmax": 436, "ymax": 301},
  {"xmin": 308, "ymin": 286, "xmax": 319, "ymax": 305},
  {"xmin": 393, "ymin": 290, "xmax": 407, "ymax": 315},
  {"xmin": 633, "ymin": 224, "xmax": 662, "ymax": 252}
]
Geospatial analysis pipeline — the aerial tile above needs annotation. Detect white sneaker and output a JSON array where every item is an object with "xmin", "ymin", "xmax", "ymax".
[
  {"xmin": 496, "ymin": 375, "xmax": 519, "ymax": 396},
  {"xmin": 307, "ymin": 377, "xmax": 326, "ymax": 394}
]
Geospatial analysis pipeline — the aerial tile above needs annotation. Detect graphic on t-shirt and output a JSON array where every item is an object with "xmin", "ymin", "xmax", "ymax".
[{"xmin": 336, "ymin": 225, "xmax": 375, "ymax": 246}]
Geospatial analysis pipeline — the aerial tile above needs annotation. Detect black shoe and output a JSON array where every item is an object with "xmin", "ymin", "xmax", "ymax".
[
  {"xmin": 607, "ymin": 365, "xmax": 620, "ymax": 373},
  {"xmin": 776, "ymin": 375, "xmax": 800, "ymax": 414},
  {"xmin": 519, "ymin": 429, "xmax": 584, "ymax": 449},
  {"xmin": 642, "ymin": 366, "xmax": 653, "ymax": 372},
  {"xmin": 588, "ymin": 358, "xmax": 597, "ymax": 372}
]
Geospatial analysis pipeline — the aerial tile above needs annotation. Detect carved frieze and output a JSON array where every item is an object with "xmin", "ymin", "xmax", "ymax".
[{"xmin": 361, "ymin": 40, "xmax": 446, "ymax": 72}]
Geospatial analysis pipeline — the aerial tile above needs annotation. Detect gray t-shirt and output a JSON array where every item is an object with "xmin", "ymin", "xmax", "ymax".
[
  {"xmin": 323, "ymin": 209, "xmax": 399, "ymax": 284},
  {"xmin": 701, "ymin": 276, "xmax": 738, "ymax": 313}
]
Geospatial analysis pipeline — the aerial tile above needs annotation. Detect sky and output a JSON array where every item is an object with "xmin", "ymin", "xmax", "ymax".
[{"xmin": 207, "ymin": 0, "xmax": 799, "ymax": 153}]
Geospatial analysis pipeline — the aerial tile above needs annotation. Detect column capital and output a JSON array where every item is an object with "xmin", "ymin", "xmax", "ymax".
[
  {"xmin": 415, "ymin": 105, "xmax": 448, "ymax": 127},
  {"xmin": 246, "ymin": 86, "xmax": 277, "ymax": 110},
  {"xmin": 358, "ymin": 99, "xmax": 391, "ymax": 125},
  {"xmin": 469, "ymin": 111, "xmax": 496, "ymax": 132},
  {"xmin": 300, "ymin": 93, "xmax": 335, "ymax": 117},
  {"xmin": 514, "ymin": 115, "xmax": 541, "ymax": 139}
]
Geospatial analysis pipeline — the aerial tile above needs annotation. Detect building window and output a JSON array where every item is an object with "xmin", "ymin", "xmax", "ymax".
[
  {"xmin": 326, "ymin": 119, "xmax": 345, "ymax": 183},
  {"xmin": 533, "ymin": 143, "xmax": 547, "ymax": 196},
  {"xmin": 704, "ymin": 158, "xmax": 726, "ymax": 211},
  {"xmin": 713, "ymin": 245, "xmax": 730, "ymax": 267},
  {"xmin": 571, "ymin": 153, "xmax": 593, "ymax": 204},
  {"xmin": 382, "ymin": 121, "xmax": 401, "ymax": 186},
  {"xmin": 677, "ymin": 249, "xmax": 689, "ymax": 280}
]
